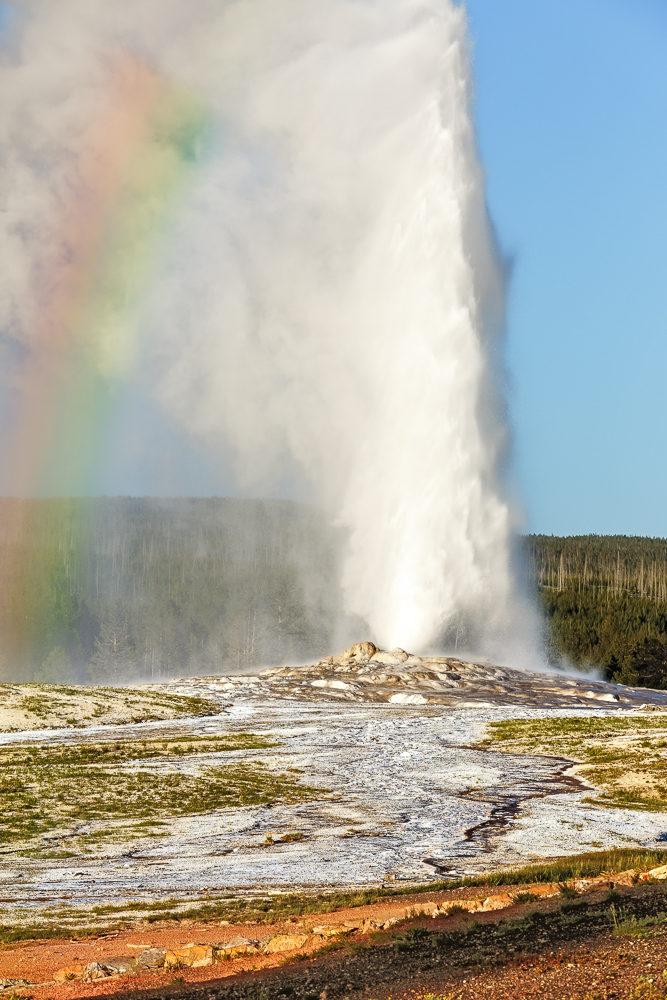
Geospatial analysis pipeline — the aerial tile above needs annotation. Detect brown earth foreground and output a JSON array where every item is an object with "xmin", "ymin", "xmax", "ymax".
[{"xmin": 4, "ymin": 870, "xmax": 667, "ymax": 1000}]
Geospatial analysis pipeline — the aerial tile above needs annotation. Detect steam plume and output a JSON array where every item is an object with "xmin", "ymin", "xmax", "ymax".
[{"xmin": 0, "ymin": 0, "xmax": 536, "ymax": 659}]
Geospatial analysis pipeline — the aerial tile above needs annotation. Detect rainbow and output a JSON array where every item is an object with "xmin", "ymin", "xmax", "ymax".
[
  {"xmin": 0, "ymin": 57, "xmax": 211, "ymax": 675},
  {"xmin": 8, "ymin": 56, "xmax": 210, "ymax": 499}
]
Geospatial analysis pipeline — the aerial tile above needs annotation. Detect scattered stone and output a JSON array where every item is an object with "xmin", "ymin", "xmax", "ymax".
[
  {"xmin": 214, "ymin": 936, "xmax": 257, "ymax": 958},
  {"xmin": 101, "ymin": 956, "xmax": 135, "ymax": 973},
  {"xmin": 134, "ymin": 948, "xmax": 166, "ymax": 968},
  {"xmin": 166, "ymin": 944, "xmax": 213, "ymax": 968},
  {"xmin": 82, "ymin": 962, "xmax": 109, "ymax": 982},
  {"xmin": 263, "ymin": 933, "xmax": 309, "ymax": 954},
  {"xmin": 643, "ymin": 864, "xmax": 667, "ymax": 880}
]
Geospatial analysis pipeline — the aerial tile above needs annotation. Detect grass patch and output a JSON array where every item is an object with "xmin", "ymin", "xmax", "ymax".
[
  {"xmin": 0, "ymin": 683, "xmax": 220, "ymax": 731},
  {"xmin": 483, "ymin": 716, "xmax": 667, "ymax": 812},
  {"xmin": 0, "ymin": 732, "xmax": 276, "ymax": 768},
  {"xmin": 612, "ymin": 910, "xmax": 667, "ymax": 937},
  {"xmin": 16, "ymin": 848, "xmax": 667, "ymax": 938},
  {"xmin": 0, "ymin": 733, "xmax": 320, "ymax": 851},
  {"xmin": 415, "ymin": 848, "xmax": 667, "ymax": 892},
  {"xmin": 2, "ymin": 847, "xmax": 665, "ymax": 943}
]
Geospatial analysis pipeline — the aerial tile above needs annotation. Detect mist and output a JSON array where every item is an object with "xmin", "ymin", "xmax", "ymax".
[{"xmin": 0, "ymin": 0, "xmax": 539, "ymax": 665}]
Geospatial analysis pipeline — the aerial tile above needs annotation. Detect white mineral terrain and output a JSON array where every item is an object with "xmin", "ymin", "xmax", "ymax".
[
  {"xmin": 175, "ymin": 641, "xmax": 667, "ymax": 710},
  {"xmin": 2, "ymin": 644, "xmax": 667, "ymax": 926}
]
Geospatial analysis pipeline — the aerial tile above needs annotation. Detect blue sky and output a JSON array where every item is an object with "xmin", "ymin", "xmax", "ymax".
[
  {"xmin": 1, "ymin": 1, "xmax": 665, "ymax": 537},
  {"xmin": 465, "ymin": 0, "xmax": 667, "ymax": 536}
]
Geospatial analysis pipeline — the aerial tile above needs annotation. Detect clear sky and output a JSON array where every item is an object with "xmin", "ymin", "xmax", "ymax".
[
  {"xmin": 465, "ymin": 0, "xmax": 667, "ymax": 537},
  {"xmin": 1, "ymin": 0, "xmax": 665, "ymax": 537}
]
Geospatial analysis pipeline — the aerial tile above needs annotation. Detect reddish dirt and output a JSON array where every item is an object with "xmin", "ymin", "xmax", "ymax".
[
  {"xmin": 3, "ymin": 882, "xmax": 667, "ymax": 1000},
  {"xmin": 0, "ymin": 884, "xmax": 497, "ymax": 995}
]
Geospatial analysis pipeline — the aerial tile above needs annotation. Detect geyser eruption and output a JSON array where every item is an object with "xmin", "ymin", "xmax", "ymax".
[{"xmin": 0, "ymin": 0, "xmax": 534, "ymax": 660}]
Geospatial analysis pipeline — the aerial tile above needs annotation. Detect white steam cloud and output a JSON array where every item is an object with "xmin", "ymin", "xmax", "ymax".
[{"xmin": 0, "ymin": 0, "xmax": 538, "ymax": 659}]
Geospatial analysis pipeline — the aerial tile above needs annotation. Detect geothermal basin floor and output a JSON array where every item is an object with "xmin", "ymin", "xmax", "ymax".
[{"xmin": 4, "ymin": 688, "xmax": 667, "ymax": 918}]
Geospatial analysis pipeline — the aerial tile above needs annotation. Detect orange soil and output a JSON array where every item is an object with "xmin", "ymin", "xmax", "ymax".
[{"xmin": 0, "ymin": 885, "xmax": 499, "ymax": 998}]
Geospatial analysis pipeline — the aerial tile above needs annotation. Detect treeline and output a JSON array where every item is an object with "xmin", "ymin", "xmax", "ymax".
[
  {"xmin": 526, "ymin": 535, "xmax": 667, "ymax": 688},
  {"xmin": 3, "ymin": 505, "xmax": 667, "ymax": 690},
  {"xmin": 526, "ymin": 534, "xmax": 667, "ymax": 602},
  {"xmin": 0, "ymin": 497, "xmax": 345, "ymax": 684}
]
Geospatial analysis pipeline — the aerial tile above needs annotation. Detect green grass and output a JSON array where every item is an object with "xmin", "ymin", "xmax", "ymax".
[
  {"xmin": 0, "ymin": 683, "xmax": 221, "ymax": 730},
  {"xmin": 486, "ymin": 716, "xmax": 667, "ymax": 742},
  {"xmin": 4, "ymin": 846, "xmax": 664, "ymax": 945},
  {"xmin": 0, "ymin": 733, "xmax": 320, "ymax": 849},
  {"xmin": 419, "ymin": 848, "xmax": 667, "ymax": 890},
  {"xmin": 612, "ymin": 910, "xmax": 667, "ymax": 937},
  {"xmin": 483, "ymin": 716, "xmax": 667, "ymax": 812},
  {"xmin": 0, "ymin": 732, "xmax": 276, "ymax": 768}
]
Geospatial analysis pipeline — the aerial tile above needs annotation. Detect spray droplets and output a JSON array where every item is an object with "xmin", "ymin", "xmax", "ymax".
[{"xmin": 0, "ymin": 0, "xmax": 538, "ymax": 662}]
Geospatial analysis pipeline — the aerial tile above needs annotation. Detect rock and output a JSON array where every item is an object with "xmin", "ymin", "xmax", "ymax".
[
  {"xmin": 54, "ymin": 965, "xmax": 86, "ymax": 983},
  {"xmin": 611, "ymin": 869, "xmax": 638, "ymax": 886},
  {"xmin": 480, "ymin": 893, "xmax": 513, "ymax": 912},
  {"xmin": 526, "ymin": 883, "xmax": 562, "ymax": 899},
  {"xmin": 216, "ymin": 935, "xmax": 252, "ymax": 948},
  {"xmin": 371, "ymin": 649, "xmax": 410, "ymax": 666},
  {"xmin": 340, "ymin": 917, "xmax": 378, "ymax": 932},
  {"xmin": 101, "ymin": 956, "xmax": 135, "ymax": 974},
  {"xmin": 263, "ymin": 933, "xmax": 309, "ymax": 954},
  {"xmin": 381, "ymin": 917, "xmax": 401, "ymax": 930},
  {"xmin": 135, "ymin": 948, "xmax": 166, "ymax": 968},
  {"xmin": 312, "ymin": 679, "xmax": 355, "ymax": 690},
  {"xmin": 441, "ymin": 899, "xmax": 482, "ymax": 915},
  {"xmin": 82, "ymin": 962, "xmax": 109, "ymax": 982},
  {"xmin": 311, "ymin": 924, "xmax": 349, "ymax": 937},
  {"xmin": 644, "ymin": 864, "xmax": 667, "ymax": 880},
  {"xmin": 583, "ymin": 879, "xmax": 614, "ymax": 893},
  {"xmin": 407, "ymin": 901, "xmax": 438, "ymax": 916},
  {"xmin": 214, "ymin": 936, "xmax": 256, "ymax": 958},
  {"xmin": 389, "ymin": 693, "xmax": 429, "ymax": 705},
  {"xmin": 338, "ymin": 642, "xmax": 377, "ymax": 664},
  {"xmin": 166, "ymin": 944, "xmax": 213, "ymax": 968}
]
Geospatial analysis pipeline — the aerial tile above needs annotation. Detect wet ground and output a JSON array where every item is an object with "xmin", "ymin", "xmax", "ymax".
[{"xmin": 4, "ymin": 697, "xmax": 667, "ymax": 921}]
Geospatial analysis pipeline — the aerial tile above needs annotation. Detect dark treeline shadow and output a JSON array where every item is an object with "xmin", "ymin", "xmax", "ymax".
[{"xmin": 0, "ymin": 497, "xmax": 348, "ymax": 684}]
